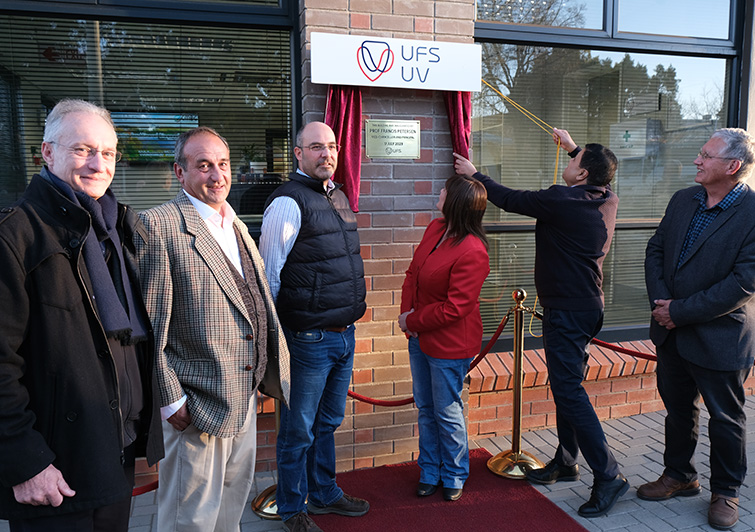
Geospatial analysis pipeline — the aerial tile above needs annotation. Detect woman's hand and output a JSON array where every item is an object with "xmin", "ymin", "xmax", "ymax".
[{"xmin": 398, "ymin": 309, "xmax": 418, "ymax": 338}]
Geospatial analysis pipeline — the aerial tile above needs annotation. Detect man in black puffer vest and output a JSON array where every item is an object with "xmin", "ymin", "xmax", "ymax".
[{"xmin": 260, "ymin": 121, "xmax": 368, "ymax": 532}]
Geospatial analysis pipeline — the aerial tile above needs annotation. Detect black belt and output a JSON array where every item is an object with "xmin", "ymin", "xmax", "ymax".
[{"xmin": 324, "ymin": 326, "xmax": 348, "ymax": 333}]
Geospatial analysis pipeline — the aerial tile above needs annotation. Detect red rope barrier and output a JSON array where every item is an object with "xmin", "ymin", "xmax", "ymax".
[
  {"xmin": 469, "ymin": 313, "xmax": 510, "ymax": 371},
  {"xmin": 345, "ymin": 316, "xmax": 656, "ymax": 407},
  {"xmin": 346, "ymin": 313, "xmax": 512, "ymax": 407},
  {"xmin": 132, "ymin": 480, "xmax": 159, "ymax": 496},
  {"xmin": 346, "ymin": 388, "xmax": 414, "ymax": 407},
  {"xmin": 591, "ymin": 338, "xmax": 657, "ymax": 361}
]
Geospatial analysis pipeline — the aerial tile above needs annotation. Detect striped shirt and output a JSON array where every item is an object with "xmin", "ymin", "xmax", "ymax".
[{"xmin": 259, "ymin": 170, "xmax": 334, "ymax": 301}]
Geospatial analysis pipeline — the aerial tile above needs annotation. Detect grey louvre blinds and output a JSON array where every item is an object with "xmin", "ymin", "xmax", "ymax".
[{"xmin": 0, "ymin": 15, "xmax": 293, "ymax": 223}]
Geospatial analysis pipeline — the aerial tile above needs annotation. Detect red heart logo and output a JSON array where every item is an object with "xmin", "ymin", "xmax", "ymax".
[{"xmin": 357, "ymin": 43, "xmax": 394, "ymax": 83}]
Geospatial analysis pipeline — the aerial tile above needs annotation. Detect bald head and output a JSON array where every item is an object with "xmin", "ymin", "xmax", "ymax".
[{"xmin": 294, "ymin": 122, "xmax": 339, "ymax": 182}]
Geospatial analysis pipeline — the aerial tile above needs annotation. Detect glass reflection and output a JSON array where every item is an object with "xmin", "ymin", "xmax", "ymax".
[
  {"xmin": 476, "ymin": 44, "xmax": 729, "ymax": 332},
  {"xmin": 476, "ymin": 45, "xmax": 728, "ymax": 220},
  {"xmin": 477, "ymin": 0, "xmax": 604, "ymax": 30},
  {"xmin": 618, "ymin": 0, "xmax": 730, "ymax": 39},
  {"xmin": 0, "ymin": 15, "xmax": 293, "ymax": 220}
]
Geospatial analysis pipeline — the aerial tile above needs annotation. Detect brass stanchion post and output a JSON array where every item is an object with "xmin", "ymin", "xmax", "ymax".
[
  {"xmin": 251, "ymin": 398, "xmax": 282, "ymax": 519},
  {"xmin": 487, "ymin": 289, "xmax": 545, "ymax": 479}
]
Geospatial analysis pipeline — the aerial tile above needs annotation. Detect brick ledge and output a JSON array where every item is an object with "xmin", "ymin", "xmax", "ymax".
[{"xmin": 468, "ymin": 339, "xmax": 658, "ymax": 393}]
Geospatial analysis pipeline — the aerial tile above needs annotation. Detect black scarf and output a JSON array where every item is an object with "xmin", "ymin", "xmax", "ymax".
[{"xmin": 43, "ymin": 168, "xmax": 148, "ymax": 344}]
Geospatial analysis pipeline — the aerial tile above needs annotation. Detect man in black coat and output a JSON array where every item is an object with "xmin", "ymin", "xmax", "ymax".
[
  {"xmin": 641, "ymin": 128, "xmax": 755, "ymax": 530},
  {"xmin": 0, "ymin": 99, "xmax": 163, "ymax": 531},
  {"xmin": 455, "ymin": 129, "xmax": 627, "ymax": 518}
]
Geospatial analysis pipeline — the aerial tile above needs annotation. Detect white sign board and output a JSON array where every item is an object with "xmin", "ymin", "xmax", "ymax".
[{"xmin": 311, "ymin": 32, "xmax": 481, "ymax": 92}]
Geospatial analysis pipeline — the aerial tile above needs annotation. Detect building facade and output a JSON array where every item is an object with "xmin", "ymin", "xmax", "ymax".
[{"xmin": 1, "ymin": 0, "xmax": 753, "ymax": 472}]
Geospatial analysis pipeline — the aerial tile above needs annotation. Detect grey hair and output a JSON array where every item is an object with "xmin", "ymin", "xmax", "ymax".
[
  {"xmin": 711, "ymin": 128, "xmax": 755, "ymax": 181},
  {"xmin": 174, "ymin": 126, "xmax": 229, "ymax": 168},
  {"xmin": 43, "ymin": 99, "xmax": 115, "ymax": 144}
]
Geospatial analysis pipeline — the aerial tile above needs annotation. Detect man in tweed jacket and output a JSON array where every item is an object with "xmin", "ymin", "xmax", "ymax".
[{"xmin": 135, "ymin": 126, "xmax": 290, "ymax": 531}]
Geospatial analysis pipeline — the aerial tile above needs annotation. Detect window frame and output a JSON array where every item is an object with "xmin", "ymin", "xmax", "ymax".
[
  {"xmin": 476, "ymin": 0, "xmax": 749, "ymax": 128},
  {"xmin": 474, "ymin": 0, "xmax": 751, "ymax": 342},
  {"xmin": 1, "ymin": 0, "xmax": 293, "ymax": 28},
  {"xmin": 0, "ymin": 0, "xmax": 302, "ymax": 227}
]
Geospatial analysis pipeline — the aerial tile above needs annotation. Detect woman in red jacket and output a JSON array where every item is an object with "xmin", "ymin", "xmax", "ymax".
[{"xmin": 399, "ymin": 174, "xmax": 490, "ymax": 502}]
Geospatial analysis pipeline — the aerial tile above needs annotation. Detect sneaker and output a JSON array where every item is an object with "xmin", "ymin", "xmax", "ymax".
[
  {"xmin": 283, "ymin": 512, "xmax": 323, "ymax": 532},
  {"xmin": 307, "ymin": 493, "xmax": 370, "ymax": 516}
]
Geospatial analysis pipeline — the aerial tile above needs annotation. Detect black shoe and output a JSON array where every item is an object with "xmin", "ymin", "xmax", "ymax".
[
  {"xmin": 283, "ymin": 512, "xmax": 324, "ymax": 532},
  {"xmin": 526, "ymin": 460, "xmax": 580, "ymax": 485},
  {"xmin": 443, "ymin": 487, "xmax": 463, "ymax": 501},
  {"xmin": 307, "ymin": 493, "xmax": 369, "ymax": 517},
  {"xmin": 578, "ymin": 474, "xmax": 630, "ymax": 518},
  {"xmin": 416, "ymin": 482, "xmax": 439, "ymax": 497}
]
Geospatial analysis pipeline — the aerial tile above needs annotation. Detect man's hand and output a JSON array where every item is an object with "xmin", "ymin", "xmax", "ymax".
[
  {"xmin": 552, "ymin": 128, "xmax": 578, "ymax": 152},
  {"xmin": 453, "ymin": 153, "xmax": 477, "ymax": 178},
  {"xmin": 652, "ymin": 299, "xmax": 677, "ymax": 329},
  {"xmin": 13, "ymin": 464, "xmax": 75, "ymax": 507},
  {"xmin": 167, "ymin": 402, "xmax": 192, "ymax": 431}
]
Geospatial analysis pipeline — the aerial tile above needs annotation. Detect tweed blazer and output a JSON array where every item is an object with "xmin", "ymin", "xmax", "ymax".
[
  {"xmin": 135, "ymin": 192, "xmax": 290, "ymax": 438},
  {"xmin": 645, "ymin": 184, "xmax": 755, "ymax": 371}
]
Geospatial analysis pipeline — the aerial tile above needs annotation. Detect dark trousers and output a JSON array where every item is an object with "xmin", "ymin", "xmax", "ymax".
[
  {"xmin": 9, "ymin": 445, "xmax": 136, "ymax": 532},
  {"xmin": 542, "ymin": 307, "xmax": 620, "ymax": 481},
  {"xmin": 656, "ymin": 331, "xmax": 748, "ymax": 498}
]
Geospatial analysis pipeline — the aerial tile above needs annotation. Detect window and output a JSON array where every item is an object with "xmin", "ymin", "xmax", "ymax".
[
  {"xmin": 0, "ymin": 15, "xmax": 293, "ymax": 231},
  {"xmin": 473, "ymin": 0, "xmax": 743, "ymax": 339},
  {"xmin": 477, "ymin": 0, "xmax": 604, "ymax": 30},
  {"xmin": 618, "ymin": 0, "xmax": 731, "ymax": 39}
]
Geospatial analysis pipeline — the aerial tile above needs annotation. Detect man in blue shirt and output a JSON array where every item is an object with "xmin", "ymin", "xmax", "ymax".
[
  {"xmin": 260, "ymin": 122, "xmax": 368, "ymax": 532},
  {"xmin": 642, "ymin": 128, "xmax": 755, "ymax": 530}
]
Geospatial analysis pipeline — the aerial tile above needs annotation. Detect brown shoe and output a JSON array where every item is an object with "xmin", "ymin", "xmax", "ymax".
[
  {"xmin": 637, "ymin": 474, "xmax": 701, "ymax": 501},
  {"xmin": 709, "ymin": 494, "xmax": 739, "ymax": 530}
]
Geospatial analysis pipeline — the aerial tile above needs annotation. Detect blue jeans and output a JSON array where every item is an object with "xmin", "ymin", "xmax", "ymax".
[
  {"xmin": 542, "ymin": 307, "xmax": 619, "ymax": 481},
  {"xmin": 276, "ymin": 325, "xmax": 355, "ymax": 521},
  {"xmin": 409, "ymin": 337, "xmax": 472, "ymax": 490}
]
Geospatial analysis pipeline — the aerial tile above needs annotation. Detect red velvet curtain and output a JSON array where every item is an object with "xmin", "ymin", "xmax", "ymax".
[
  {"xmin": 443, "ymin": 91, "xmax": 472, "ymax": 160},
  {"xmin": 325, "ymin": 85, "xmax": 362, "ymax": 212}
]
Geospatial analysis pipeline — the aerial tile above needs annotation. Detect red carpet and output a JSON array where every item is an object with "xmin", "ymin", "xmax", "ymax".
[{"xmin": 312, "ymin": 448, "xmax": 587, "ymax": 532}]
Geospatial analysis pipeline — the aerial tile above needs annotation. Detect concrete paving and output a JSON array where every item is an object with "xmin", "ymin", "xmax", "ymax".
[{"xmin": 3, "ymin": 395, "xmax": 755, "ymax": 531}]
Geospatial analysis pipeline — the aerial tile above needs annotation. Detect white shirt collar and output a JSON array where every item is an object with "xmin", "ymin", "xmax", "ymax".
[
  {"xmin": 182, "ymin": 189, "xmax": 237, "ymax": 226},
  {"xmin": 296, "ymin": 169, "xmax": 334, "ymax": 192}
]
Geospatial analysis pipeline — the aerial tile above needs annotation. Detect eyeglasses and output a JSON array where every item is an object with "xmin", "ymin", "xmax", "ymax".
[
  {"xmin": 50, "ymin": 142, "xmax": 122, "ymax": 163},
  {"xmin": 698, "ymin": 150, "xmax": 737, "ymax": 162},
  {"xmin": 299, "ymin": 143, "xmax": 341, "ymax": 153}
]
